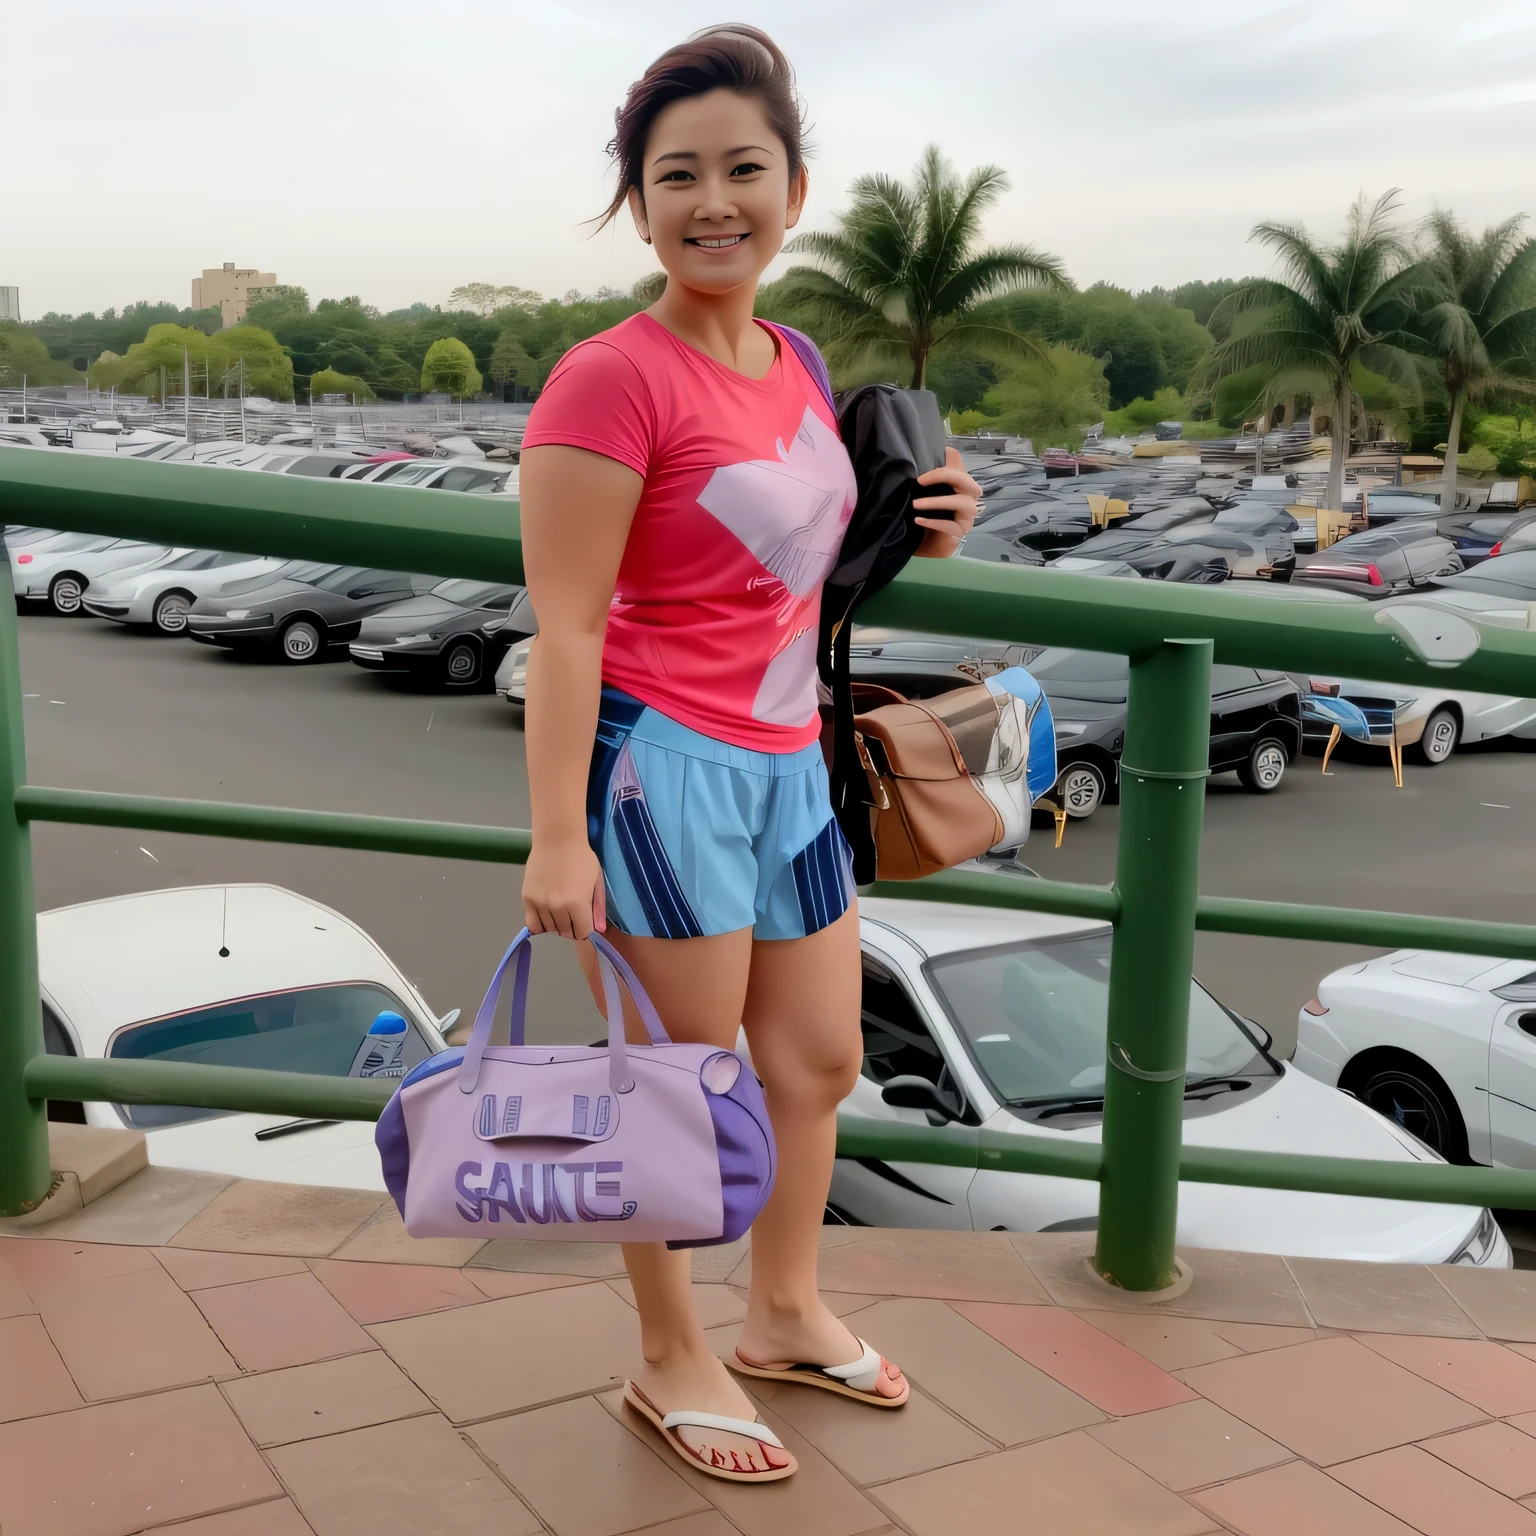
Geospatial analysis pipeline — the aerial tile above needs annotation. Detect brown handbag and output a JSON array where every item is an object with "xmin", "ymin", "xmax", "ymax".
[{"xmin": 851, "ymin": 683, "xmax": 1007, "ymax": 881}]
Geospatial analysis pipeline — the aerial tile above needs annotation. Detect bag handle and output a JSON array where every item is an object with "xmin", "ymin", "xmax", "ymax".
[
  {"xmin": 763, "ymin": 322, "xmax": 837, "ymax": 419},
  {"xmin": 456, "ymin": 929, "xmax": 671, "ymax": 1096}
]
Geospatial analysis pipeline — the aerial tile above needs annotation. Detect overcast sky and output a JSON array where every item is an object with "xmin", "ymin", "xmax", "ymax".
[{"xmin": 7, "ymin": 0, "xmax": 1536, "ymax": 319}]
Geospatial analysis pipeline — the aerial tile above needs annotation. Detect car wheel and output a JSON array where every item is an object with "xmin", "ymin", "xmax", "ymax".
[
  {"xmin": 441, "ymin": 639, "xmax": 482, "ymax": 687},
  {"xmin": 1056, "ymin": 761, "xmax": 1106, "ymax": 819},
  {"xmin": 152, "ymin": 590, "xmax": 193, "ymax": 635},
  {"xmin": 279, "ymin": 618, "xmax": 323, "ymax": 663},
  {"xmin": 1345, "ymin": 1051, "xmax": 1470, "ymax": 1164},
  {"xmin": 1416, "ymin": 707, "xmax": 1459, "ymax": 765},
  {"xmin": 48, "ymin": 574, "xmax": 84, "ymax": 615},
  {"xmin": 1237, "ymin": 737, "xmax": 1288, "ymax": 793}
]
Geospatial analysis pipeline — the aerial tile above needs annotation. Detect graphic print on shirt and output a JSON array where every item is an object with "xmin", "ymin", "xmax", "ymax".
[{"xmin": 694, "ymin": 405, "xmax": 856, "ymax": 726}]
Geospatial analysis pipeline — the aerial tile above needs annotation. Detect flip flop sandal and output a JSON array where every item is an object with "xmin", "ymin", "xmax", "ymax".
[
  {"xmin": 731, "ymin": 1338, "xmax": 910, "ymax": 1408},
  {"xmin": 622, "ymin": 1381, "xmax": 797, "ymax": 1483}
]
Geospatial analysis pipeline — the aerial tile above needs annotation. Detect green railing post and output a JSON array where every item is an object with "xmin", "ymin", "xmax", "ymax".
[
  {"xmin": 0, "ymin": 590, "xmax": 50, "ymax": 1217},
  {"xmin": 1095, "ymin": 638, "xmax": 1212, "ymax": 1290}
]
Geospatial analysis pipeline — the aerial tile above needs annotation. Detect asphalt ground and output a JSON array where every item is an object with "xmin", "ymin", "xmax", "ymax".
[{"xmin": 14, "ymin": 608, "xmax": 1536, "ymax": 1066}]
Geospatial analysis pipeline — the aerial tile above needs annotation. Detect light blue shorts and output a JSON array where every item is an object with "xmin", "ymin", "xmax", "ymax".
[{"xmin": 586, "ymin": 687, "xmax": 855, "ymax": 941}]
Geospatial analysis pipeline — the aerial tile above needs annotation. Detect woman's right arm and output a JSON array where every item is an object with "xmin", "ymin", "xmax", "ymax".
[{"xmin": 519, "ymin": 443, "xmax": 644, "ymax": 940}]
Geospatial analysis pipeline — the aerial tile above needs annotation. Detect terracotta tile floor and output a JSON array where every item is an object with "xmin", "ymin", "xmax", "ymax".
[{"xmin": 8, "ymin": 1174, "xmax": 1536, "ymax": 1534}]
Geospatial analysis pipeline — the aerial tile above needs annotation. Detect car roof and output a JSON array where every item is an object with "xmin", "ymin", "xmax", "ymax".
[
  {"xmin": 38, "ymin": 883, "xmax": 417, "ymax": 1050},
  {"xmin": 861, "ymin": 897, "xmax": 1106, "ymax": 958}
]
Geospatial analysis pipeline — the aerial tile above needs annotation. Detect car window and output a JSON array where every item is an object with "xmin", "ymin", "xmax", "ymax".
[
  {"xmin": 925, "ymin": 931, "xmax": 1272, "ymax": 1108},
  {"xmin": 284, "ymin": 455, "xmax": 355, "ymax": 477},
  {"xmin": 306, "ymin": 565, "xmax": 371, "ymax": 593},
  {"xmin": 108, "ymin": 982, "xmax": 428, "ymax": 1128},
  {"xmin": 378, "ymin": 464, "xmax": 441, "ymax": 486},
  {"xmin": 162, "ymin": 550, "xmax": 227, "ymax": 571},
  {"xmin": 1211, "ymin": 665, "xmax": 1262, "ymax": 694},
  {"xmin": 365, "ymin": 461, "xmax": 417, "ymax": 482},
  {"xmin": 34, "ymin": 533, "xmax": 119, "ymax": 554},
  {"xmin": 256, "ymin": 457, "xmax": 298, "ymax": 473},
  {"xmin": 430, "ymin": 579, "xmax": 517, "ymax": 609},
  {"xmin": 436, "ymin": 466, "xmax": 505, "ymax": 494},
  {"xmin": 1026, "ymin": 648, "xmax": 1129, "ymax": 701}
]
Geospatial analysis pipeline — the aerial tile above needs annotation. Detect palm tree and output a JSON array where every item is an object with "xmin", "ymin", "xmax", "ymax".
[
  {"xmin": 1205, "ymin": 190, "xmax": 1424, "ymax": 510},
  {"xmin": 779, "ymin": 145, "xmax": 1067, "ymax": 390},
  {"xmin": 1415, "ymin": 212, "xmax": 1536, "ymax": 510}
]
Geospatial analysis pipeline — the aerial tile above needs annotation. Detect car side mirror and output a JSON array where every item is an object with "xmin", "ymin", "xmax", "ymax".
[{"xmin": 880, "ymin": 1075, "xmax": 960, "ymax": 1123}]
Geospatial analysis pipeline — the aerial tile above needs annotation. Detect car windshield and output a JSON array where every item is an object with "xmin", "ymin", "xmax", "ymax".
[
  {"xmin": 162, "ymin": 550, "xmax": 247, "ymax": 571},
  {"xmin": 109, "ymin": 982, "xmax": 428, "ymax": 1128},
  {"xmin": 309, "ymin": 566, "xmax": 392, "ymax": 594},
  {"xmin": 926, "ymin": 930, "xmax": 1273, "ymax": 1108},
  {"xmin": 1025, "ymin": 647, "xmax": 1128, "ymax": 701},
  {"xmin": 217, "ymin": 560, "xmax": 338, "ymax": 596},
  {"xmin": 27, "ymin": 533, "xmax": 118, "ymax": 554},
  {"xmin": 1435, "ymin": 552, "xmax": 1536, "ymax": 599},
  {"xmin": 429, "ymin": 579, "xmax": 516, "ymax": 609}
]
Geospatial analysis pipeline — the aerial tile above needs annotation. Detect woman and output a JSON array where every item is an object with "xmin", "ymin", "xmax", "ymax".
[{"xmin": 519, "ymin": 25, "xmax": 980, "ymax": 1483}]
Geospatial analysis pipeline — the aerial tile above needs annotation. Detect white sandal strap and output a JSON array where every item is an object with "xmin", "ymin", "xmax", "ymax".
[
  {"xmin": 821, "ymin": 1339, "xmax": 882, "ymax": 1394},
  {"xmin": 660, "ymin": 1409, "xmax": 785, "ymax": 1450}
]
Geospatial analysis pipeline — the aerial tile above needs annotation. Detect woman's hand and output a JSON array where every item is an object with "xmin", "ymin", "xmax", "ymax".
[
  {"xmin": 912, "ymin": 448, "xmax": 983, "ymax": 558},
  {"xmin": 522, "ymin": 836, "xmax": 607, "ymax": 940}
]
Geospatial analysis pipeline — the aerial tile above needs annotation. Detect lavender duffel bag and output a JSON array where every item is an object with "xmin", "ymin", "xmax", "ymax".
[{"xmin": 375, "ymin": 929, "xmax": 775, "ymax": 1246}]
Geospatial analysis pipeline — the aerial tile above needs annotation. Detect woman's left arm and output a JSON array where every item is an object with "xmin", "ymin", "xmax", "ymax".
[{"xmin": 912, "ymin": 447, "xmax": 983, "ymax": 558}]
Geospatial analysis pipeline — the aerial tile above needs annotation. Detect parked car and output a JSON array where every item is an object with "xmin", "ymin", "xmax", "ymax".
[
  {"xmin": 490, "ymin": 592, "xmax": 542, "ymax": 707},
  {"xmin": 954, "ymin": 532, "xmax": 1047, "ymax": 566},
  {"xmin": 1029, "ymin": 648, "xmax": 1302, "ymax": 818},
  {"xmin": 1435, "ymin": 508, "xmax": 1536, "ymax": 565},
  {"xmin": 1433, "ymin": 550, "xmax": 1536, "ymax": 606},
  {"xmin": 1294, "ymin": 673, "xmax": 1536, "ymax": 763},
  {"xmin": 1489, "ymin": 518, "xmax": 1536, "ymax": 558},
  {"xmin": 37, "ymin": 884, "xmax": 456, "ymax": 1189},
  {"xmin": 348, "ymin": 579, "xmax": 525, "ymax": 688},
  {"xmin": 1295, "ymin": 528, "xmax": 1463, "ymax": 593},
  {"xmin": 343, "ymin": 458, "xmax": 518, "ymax": 498},
  {"xmin": 11, "ymin": 534, "xmax": 173, "ymax": 614},
  {"xmin": 965, "ymin": 499, "xmax": 1094, "ymax": 555},
  {"xmin": 844, "ymin": 627, "xmax": 1038, "ymax": 700},
  {"xmin": 1296, "ymin": 950, "xmax": 1536, "ymax": 1175},
  {"xmin": 81, "ymin": 551, "xmax": 287, "ymax": 634},
  {"xmin": 1361, "ymin": 488, "xmax": 1443, "ymax": 525},
  {"xmin": 833, "ymin": 897, "xmax": 1507, "ymax": 1264},
  {"xmin": 188, "ymin": 564, "xmax": 435, "ymax": 662}
]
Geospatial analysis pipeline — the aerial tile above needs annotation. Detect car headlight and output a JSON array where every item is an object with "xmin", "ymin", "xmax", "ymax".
[
  {"xmin": 222, "ymin": 608, "xmax": 265, "ymax": 621},
  {"xmin": 395, "ymin": 632, "xmax": 439, "ymax": 645},
  {"xmin": 1450, "ymin": 1208, "xmax": 1502, "ymax": 1266}
]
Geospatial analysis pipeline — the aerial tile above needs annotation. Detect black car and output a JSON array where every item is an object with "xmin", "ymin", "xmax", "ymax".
[
  {"xmin": 1432, "ymin": 549, "xmax": 1536, "ymax": 605},
  {"xmin": 1028, "ymin": 648, "xmax": 1302, "ymax": 819},
  {"xmin": 348, "ymin": 579, "xmax": 525, "ymax": 688},
  {"xmin": 1360, "ymin": 489, "xmax": 1444, "ymax": 524},
  {"xmin": 847, "ymin": 627, "xmax": 1037, "ymax": 698},
  {"xmin": 1064, "ymin": 524, "xmax": 1236, "ymax": 582},
  {"xmin": 188, "ymin": 564, "xmax": 434, "ymax": 662},
  {"xmin": 964, "ymin": 499, "xmax": 1089, "ymax": 557},
  {"xmin": 1295, "ymin": 528, "xmax": 1462, "ymax": 593}
]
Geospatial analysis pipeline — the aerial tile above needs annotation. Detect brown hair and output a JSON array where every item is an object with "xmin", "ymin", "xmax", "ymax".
[{"xmin": 599, "ymin": 24, "xmax": 808, "ymax": 229}]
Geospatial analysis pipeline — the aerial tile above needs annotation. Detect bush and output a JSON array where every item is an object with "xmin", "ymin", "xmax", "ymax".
[
  {"xmin": 420, "ymin": 337, "xmax": 482, "ymax": 397},
  {"xmin": 963, "ymin": 345, "xmax": 1110, "ymax": 448},
  {"xmin": 1470, "ymin": 414, "xmax": 1536, "ymax": 476},
  {"xmin": 308, "ymin": 368, "xmax": 373, "ymax": 401}
]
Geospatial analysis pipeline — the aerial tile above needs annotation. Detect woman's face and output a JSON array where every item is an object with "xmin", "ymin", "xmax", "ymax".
[{"xmin": 628, "ymin": 88, "xmax": 807, "ymax": 297}]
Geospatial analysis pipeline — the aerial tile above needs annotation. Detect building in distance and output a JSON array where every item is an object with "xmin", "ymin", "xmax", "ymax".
[
  {"xmin": 0, "ymin": 287, "xmax": 19, "ymax": 322},
  {"xmin": 192, "ymin": 263, "xmax": 277, "ymax": 329}
]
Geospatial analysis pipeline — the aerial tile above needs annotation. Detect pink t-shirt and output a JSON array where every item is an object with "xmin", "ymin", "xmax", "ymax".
[{"xmin": 522, "ymin": 313, "xmax": 855, "ymax": 752}]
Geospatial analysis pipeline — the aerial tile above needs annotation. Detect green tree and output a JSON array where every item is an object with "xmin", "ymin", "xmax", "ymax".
[
  {"xmin": 780, "ymin": 145, "xmax": 1066, "ymax": 389},
  {"xmin": 961, "ymin": 345, "xmax": 1109, "ymax": 446},
  {"xmin": 244, "ymin": 286, "xmax": 311, "ymax": 330},
  {"xmin": 90, "ymin": 323, "xmax": 293, "ymax": 400},
  {"xmin": 451, "ymin": 283, "xmax": 545, "ymax": 316},
  {"xmin": 487, "ymin": 333, "xmax": 546, "ymax": 396},
  {"xmin": 1204, "ymin": 190, "xmax": 1423, "ymax": 509},
  {"xmin": 308, "ymin": 367, "xmax": 374, "ymax": 401},
  {"xmin": 0, "ymin": 323, "xmax": 81, "ymax": 385},
  {"xmin": 1414, "ymin": 212, "xmax": 1536, "ymax": 509},
  {"xmin": 420, "ymin": 336, "xmax": 482, "ymax": 396}
]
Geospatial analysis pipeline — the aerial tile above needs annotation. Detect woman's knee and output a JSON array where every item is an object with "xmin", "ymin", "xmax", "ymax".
[{"xmin": 756, "ymin": 1029, "xmax": 864, "ymax": 1113}]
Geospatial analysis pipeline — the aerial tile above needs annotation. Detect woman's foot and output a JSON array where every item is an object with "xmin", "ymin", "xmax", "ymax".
[
  {"xmin": 629, "ymin": 1346, "xmax": 792, "ymax": 1476},
  {"xmin": 735, "ymin": 1300, "xmax": 908, "ymax": 1402}
]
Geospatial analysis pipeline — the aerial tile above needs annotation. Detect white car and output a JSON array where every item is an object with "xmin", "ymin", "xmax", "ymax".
[
  {"xmin": 39, "ymin": 884, "xmax": 456, "ymax": 1190},
  {"xmin": 1297, "ymin": 950, "xmax": 1536, "ymax": 1174},
  {"xmin": 1298, "ymin": 671, "xmax": 1536, "ymax": 764},
  {"xmin": 11, "ymin": 534, "xmax": 174, "ymax": 614},
  {"xmin": 495, "ymin": 636, "xmax": 532, "ymax": 706},
  {"xmin": 82, "ymin": 550, "xmax": 287, "ymax": 634},
  {"xmin": 834, "ymin": 897, "xmax": 1508, "ymax": 1265}
]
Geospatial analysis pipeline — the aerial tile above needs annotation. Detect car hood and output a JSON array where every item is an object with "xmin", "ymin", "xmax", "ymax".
[
  {"xmin": 994, "ymin": 1064, "xmax": 1480, "ymax": 1262},
  {"xmin": 195, "ymin": 579, "xmax": 316, "ymax": 612},
  {"xmin": 1038, "ymin": 694, "xmax": 1126, "ymax": 722},
  {"xmin": 354, "ymin": 595, "xmax": 483, "ymax": 640}
]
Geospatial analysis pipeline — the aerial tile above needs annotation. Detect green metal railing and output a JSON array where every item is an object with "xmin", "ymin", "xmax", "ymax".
[{"xmin": 5, "ymin": 445, "xmax": 1536, "ymax": 1293}]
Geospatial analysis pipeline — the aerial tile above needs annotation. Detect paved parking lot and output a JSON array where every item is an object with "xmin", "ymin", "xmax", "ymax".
[{"xmin": 14, "ymin": 609, "xmax": 1536, "ymax": 1062}]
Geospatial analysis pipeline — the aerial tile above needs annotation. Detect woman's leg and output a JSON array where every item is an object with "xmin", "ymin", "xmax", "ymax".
[
  {"xmin": 577, "ymin": 927, "xmax": 791, "ymax": 1474},
  {"xmin": 733, "ymin": 905, "xmax": 903, "ymax": 1394}
]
